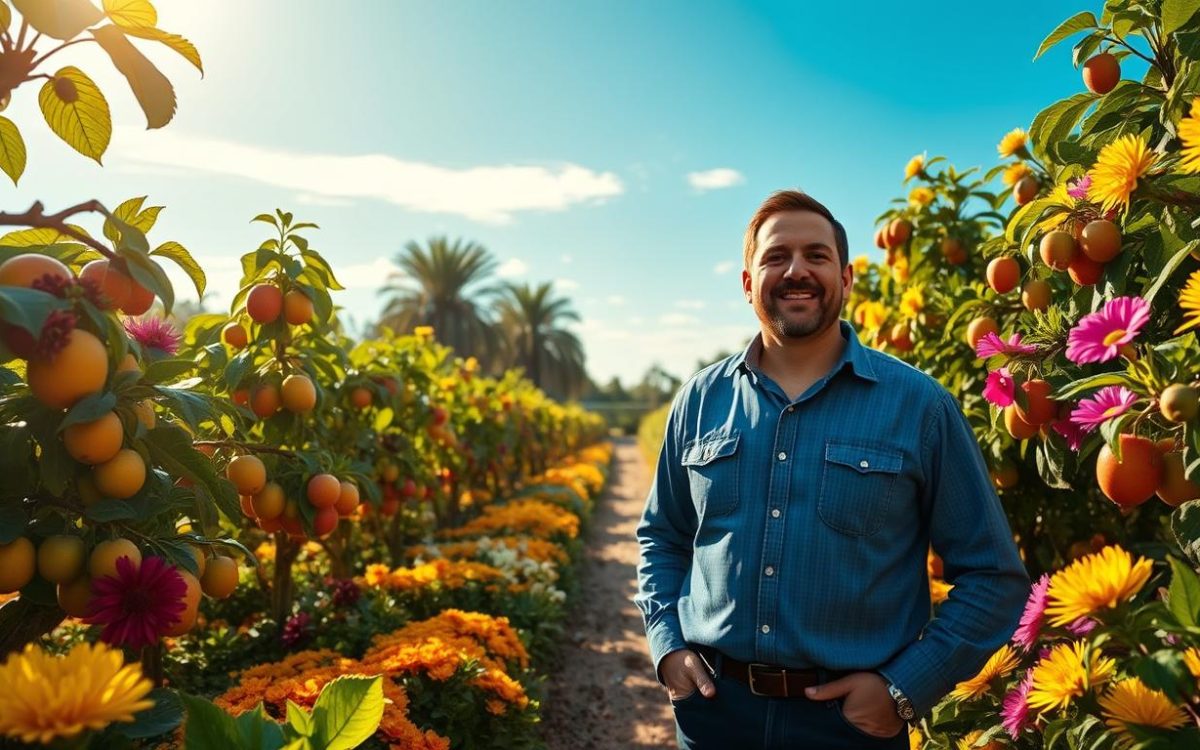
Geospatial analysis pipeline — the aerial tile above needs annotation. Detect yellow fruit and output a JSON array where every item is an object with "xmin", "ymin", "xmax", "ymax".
[
  {"xmin": 251, "ymin": 482, "xmax": 286, "ymax": 520},
  {"xmin": 0, "ymin": 253, "xmax": 71, "ymax": 288},
  {"xmin": 1021, "ymin": 279, "xmax": 1051, "ymax": 311},
  {"xmin": 1160, "ymin": 384, "xmax": 1199, "ymax": 423},
  {"xmin": 200, "ymin": 556, "xmax": 238, "ymax": 599},
  {"xmin": 37, "ymin": 535, "xmax": 86, "ymax": 584},
  {"xmin": 63, "ymin": 411, "xmax": 124, "ymax": 465},
  {"xmin": 93, "ymin": 449, "xmax": 147, "ymax": 499},
  {"xmin": 88, "ymin": 538, "xmax": 141, "ymax": 580},
  {"xmin": 281, "ymin": 373, "xmax": 317, "ymax": 413},
  {"xmin": 283, "ymin": 291, "xmax": 314, "ymax": 325},
  {"xmin": 226, "ymin": 454, "xmax": 267, "ymax": 495},
  {"xmin": 164, "ymin": 570, "xmax": 201, "ymax": 636},
  {"xmin": 27, "ymin": 329, "xmax": 108, "ymax": 410},
  {"xmin": 0, "ymin": 537, "xmax": 35, "ymax": 593},
  {"xmin": 57, "ymin": 575, "xmax": 93, "ymax": 617}
]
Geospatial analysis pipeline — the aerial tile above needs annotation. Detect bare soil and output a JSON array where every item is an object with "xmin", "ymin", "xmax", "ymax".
[{"xmin": 541, "ymin": 436, "xmax": 676, "ymax": 749}]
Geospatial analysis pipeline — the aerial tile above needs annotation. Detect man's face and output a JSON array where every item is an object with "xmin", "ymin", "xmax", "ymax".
[{"xmin": 742, "ymin": 210, "xmax": 851, "ymax": 339}]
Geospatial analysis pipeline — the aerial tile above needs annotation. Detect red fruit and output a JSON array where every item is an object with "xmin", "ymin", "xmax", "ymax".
[
  {"xmin": 222, "ymin": 322, "xmax": 248, "ymax": 349},
  {"xmin": 1067, "ymin": 254, "xmax": 1105, "ymax": 286},
  {"xmin": 431, "ymin": 406, "xmax": 448, "ymax": 426},
  {"xmin": 1016, "ymin": 379, "xmax": 1057, "ymax": 426},
  {"xmin": 401, "ymin": 478, "xmax": 417, "ymax": 498},
  {"xmin": 247, "ymin": 284, "xmax": 283, "ymax": 324},
  {"xmin": 349, "ymin": 387, "xmax": 372, "ymax": 409},
  {"xmin": 1083, "ymin": 53, "xmax": 1120, "ymax": 95},
  {"xmin": 986, "ymin": 257, "xmax": 1020, "ymax": 295},
  {"xmin": 306, "ymin": 474, "xmax": 341, "ymax": 508},
  {"xmin": 335, "ymin": 481, "xmax": 360, "ymax": 515},
  {"xmin": 884, "ymin": 219, "xmax": 912, "ymax": 249},
  {"xmin": 120, "ymin": 279, "xmax": 155, "ymax": 316},
  {"xmin": 313, "ymin": 506, "xmax": 339, "ymax": 537}
]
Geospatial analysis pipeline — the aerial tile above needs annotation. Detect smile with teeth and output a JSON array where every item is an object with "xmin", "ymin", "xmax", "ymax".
[{"xmin": 779, "ymin": 290, "xmax": 819, "ymax": 300}]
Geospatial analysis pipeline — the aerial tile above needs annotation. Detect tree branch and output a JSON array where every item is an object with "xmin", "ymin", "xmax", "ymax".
[{"xmin": 0, "ymin": 200, "xmax": 115, "ymax": 259}]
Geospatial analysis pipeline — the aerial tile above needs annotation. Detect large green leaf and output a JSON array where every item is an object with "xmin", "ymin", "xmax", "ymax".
[
  {"xmin": 116, "ymin": 688, "xmax": 184, "ymax": 739},
  {"xmin": 285, "ymin": 701, "xmax": 313, "ymax": 739},
  {"xmin": 309, "ymin": 676, "xmax": 384, "ymax": 750},
  {"xmin": 1172, "ymin": 500, "xmax": 1200, "ymax": 568},
  {"xmin": 91, "ymin": 24, "xmax": 176, "ymax": 129},
  {"xmin": 1033, "ymin": 11, "xmax": 1098, "ymax": 60},
  {"xmin": 38, "ymin": 66, "xmax": 112, "ymax": 162},
  {"xmin": 1168, "ymin": 556, "xmax": 1200, "ymax": 627},
  {"xmin": 0, "ymin": 115, "xmax": 26, "ymax": 185},
  {"xmin": 1163, "ymin": 0, "xmax": 1200, "ymax": 37},
  {"xmin": 12, "ymin": 0, "xmax": 103, "ymax": 39},
  {"xmin": 1029, "ymin": 92, "xmax": 1096, "ymax": 164},
  {"xmin": 180, "ymin": 693, "xmax": 243, "ymax": 748},
  {"xmin": 0, "ymin": 286, "xmax": 69, "ymax": 336},
  {"xmin": 151, "ymin": 241, "xmax": 206, "ymax": 297}
]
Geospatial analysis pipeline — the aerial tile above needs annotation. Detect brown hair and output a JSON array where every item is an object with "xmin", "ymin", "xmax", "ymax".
[{"xmin": 743, "ymin": 190, "xmax": 849, "ymax": 269}]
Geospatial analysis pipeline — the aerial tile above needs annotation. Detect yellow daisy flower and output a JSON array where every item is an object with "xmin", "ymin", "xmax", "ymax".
[
  {"xmin": 899, "ymin": 285, "xmax": 925, "ymax": 318},
  {"xmin": 1099, "ymin": 677, "xmax": 1189, "ymax": 745},
  {"xmin": 1088, "ymin": 134, "xmax": 1158, "ymax": 213},
  {"xmin": 950, "ymin": 645, "xmax": 1021, "ymax": 700},
  {"xmin": 414, "ymin": 325, "xmax": 435, "ymax": 338},
  {"xmin": 904, "ymin": 154, "xmax": 925, "ymax": 181},
  {"xmin": 1044, "ymin": 545, "xmax": 1153, "ymax": 627},
  {"xmin": 852, "ymin": 300, "xmax": 888, "ymax": 331},
  {"xmin": 908, "ymin": 187, "xmax": 935, "ymax": 208},
  {"xmin": 1179, "ymin": 98, "xmax": 1200, "ymax": 174},
  {"xmin": 997, "ymin": 128, "xmax": 1028, "ymax": 158},
  {"xmin": 1175, "ymin": 269, "xmax": 1200, "ymax": 335},
  {"xmin": 892, "ymin": 255, "xmax": 910, "ymax": 284},
  {"xmin": 1183, "ymin": 646, "xmax": 1200, "ymax": 678},
  {"xmin": 956, "ymin": 729, "xmax": 1003, "ymax": 750},
  {"xmin": 851, "ymin": 255, "xmax": 870, "ymax": 275},
  {"xmin": 1026, "ymin": 641, "xmax": 1116, "ymax": 714},
  {"xmin": 1002, "ymin": 162, "xmax": 1032, "ymax": 188},
  {"xmin": 0, "ymin": 642, "xmax": 154, "ymax": 745}
]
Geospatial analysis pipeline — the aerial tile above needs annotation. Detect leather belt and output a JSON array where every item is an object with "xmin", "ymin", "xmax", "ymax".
[{"xmin": 696, "ymin": 647, "xmax": 848, "ymax": 698}]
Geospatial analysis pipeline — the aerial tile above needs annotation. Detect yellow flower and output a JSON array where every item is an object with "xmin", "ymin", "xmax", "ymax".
[
  {"xmin": 1026, "ymin": 641, "xmax": 1115, "ymax": 714},
  {"xmin": 997, "ymin": 128, "xmax": 1029, "ymax": 158},
  {"xmin": 1002, "ymin": 162, "xmax": 1032, "ymax": 188},
  {"xmin": 414, "ymin": 325, "xmax": 435, "ymax": 338},
  {"xmin": 1180, "ymin": 98, "xmax": 1200, "ymax": 174},
  {"xmin": 0, "ymin": 642, "xmax": 154, "ymax": 744},
  {"xmin": 852, "ymin": 255, "xmax": 870, "ymax": 275},
  {"xmin": 1175, "ymin": 269, "xmax": 1200, "ymax": 335},
  {"xmin": 1183, "ymin": 646, "xmax": 1200, "ymax": 678},
  {"xmin": 892, "ymin": 256, "xmax": 910, "ymax": 284},
  {"xmin": 908, "ymin": 187, "xmax": 935, "ymax": 208},
  {"xmin": 899, "ymin": 285, "xmax": 925, "ymax": 318},
  {"xmin": 904, "ymin": 154, "xmax": 925, "ymax": 181},
  {"xmin": 853, "ymin": 301, "xmax": 887, "ymax": 331},
  {"xmin": 956, "ymin": 729, "xmax": 1003, "ymax": 750},
  {"xmin": 1088, "ymin": 134, "xmax": 1158, "ymax": 213},
  {"xmin": 908, "ymin": 725, "xmax": 923, "ymax": 750},
  {"xmin": 950, "ymin": 645, "xmax": 1021, "ymax": 701},
  {"xmin": 1099, "ymin": 677, "xmax": 1189, "ymax": 745},
  {"xmin": 1044, "ymin": 545, "xmax": 1153, "ymax": 627}
]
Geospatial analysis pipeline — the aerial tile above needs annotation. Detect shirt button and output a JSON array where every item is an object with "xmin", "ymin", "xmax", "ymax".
[
  {"xmin": 765, "ymin": 566, "xmax": 775, "ymax": 577},
  {"xmin": 859, "ymin": 459, "xmax": 869, "ymax": 469},
  {"xmin": 761, "ymin": 625, "xmax": 770, "ymax": 634},
  {"xmin": 777, "ymin": 451, "xmax": 787, "ymax": 461},
  {"xmin": 787, "ymin": 406, "xmax": 795, "ymax": 413},
  {"xmin": 771, "ymin": 509, "xmax": 781, "ymax": 518}
]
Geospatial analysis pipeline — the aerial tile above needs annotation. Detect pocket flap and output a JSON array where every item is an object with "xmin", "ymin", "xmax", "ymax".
[
  {"xmin": 682, "ymin": 433, "xmax": 740, "ymax": 467},
  {"xmin": 825, "ymin": 442, "xmax": 902, "ymax": 474}
]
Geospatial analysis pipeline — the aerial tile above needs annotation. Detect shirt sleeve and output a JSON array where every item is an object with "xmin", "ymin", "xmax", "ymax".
[
  {"xmin": 634, "ymin": 389, "xmax": 698, "ymax": 684},
  {"xmin": 877, "ymin": 390, "xmax": 1031, "ymax": 717}
]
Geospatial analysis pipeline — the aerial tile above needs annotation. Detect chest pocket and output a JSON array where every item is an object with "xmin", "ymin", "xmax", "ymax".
[
  {"xmin": 681, "ymin": 431, "xmax": 741, "ymax": 518},
  {"xmin": 818, "ymin": 441, "xmax": 904, "ymax": 537}
]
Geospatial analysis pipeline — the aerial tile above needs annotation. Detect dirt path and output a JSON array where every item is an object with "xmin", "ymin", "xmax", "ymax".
[{"xmin": 541, "ymin": 436, "xmax": 676, "ymax": 749}]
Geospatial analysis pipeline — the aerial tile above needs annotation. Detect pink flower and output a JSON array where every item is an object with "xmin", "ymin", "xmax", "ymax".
[
  {"xmin": 1069, "ymin": 385, "xmax": 1138, "ymax": 432},
  {"xmin": 1000, "ymin": 670, "xmax": 1034, "ymax": 739},
  {"xmin": 87, "ymin": 555, "xmax": 187, "ymax": 649},
  {"xmin": 1066, "ymin": 617, "xmax": 1098, "ymax": 636},
  {"xmin": 1065, "ymin": 297, "xmax": 1150, "ymax": 365},
  {"xmin": 123, "ymin": 316, "xmax": 181, "ymax": 357},
  {"xmin": 975, "ymin": 332, "xmax": 1038, "ymax": 359},
  {"xmin": 1012, "ymin": 574, "xmax": 1050, "ymax": 652},
  {"xmin": 984, "ymin": 367, "xmax": 1016, "ymax": 407},
  {"xmin": 1067, "ymin": 175, "xmax": 1092, "ymax": 200},
  {"xmin": 1051, "ymin": 416, "xmax": 1086, "ymax": 451}
]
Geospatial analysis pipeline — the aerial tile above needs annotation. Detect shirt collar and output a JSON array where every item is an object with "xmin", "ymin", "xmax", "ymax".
[{"xmin": 732, "ymin": 320, "xmax": 879, "ymax": 383}]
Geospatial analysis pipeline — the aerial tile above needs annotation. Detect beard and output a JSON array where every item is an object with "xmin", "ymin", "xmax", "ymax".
[{"xmin": 759, "ymin": 279, "xmax": 841, "ymax": 339}]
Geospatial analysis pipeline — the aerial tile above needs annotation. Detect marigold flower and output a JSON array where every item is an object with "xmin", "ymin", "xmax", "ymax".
[
  {"xmin": 1099, "ymin": 677, "xmax": 1189, "ymax": 744},
  {"xmin": 1087, "ymin": 134, "xmax": 1157, "ymax": 213},
  {"xmin": 997, "ymin": 128, "xmax": 1028, "ymax": 158},
  {"xmin": 1044, "ymin": 545, "xmax": 1153, "ymax": 627}
]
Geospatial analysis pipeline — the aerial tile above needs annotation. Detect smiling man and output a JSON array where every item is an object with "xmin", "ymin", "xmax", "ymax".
[{"xmin": 635, "ymin": 190, "xmax": 1029, "ymax": 748}]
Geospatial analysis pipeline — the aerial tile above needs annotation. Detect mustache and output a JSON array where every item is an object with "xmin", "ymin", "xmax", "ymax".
[{"xmin": 773, "ymin": 281, "xmax": 824, "ymax": 297}]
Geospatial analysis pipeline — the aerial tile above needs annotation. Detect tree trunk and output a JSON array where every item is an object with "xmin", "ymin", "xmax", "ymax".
[{"xmin": 270, "ymin": 533, "xmax": 299, "ymax": 623}]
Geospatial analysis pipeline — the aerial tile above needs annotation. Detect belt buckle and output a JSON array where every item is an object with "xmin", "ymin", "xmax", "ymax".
[{"xmin": 747, "ymin": 663, "xmax": 788, "ymax": 697}]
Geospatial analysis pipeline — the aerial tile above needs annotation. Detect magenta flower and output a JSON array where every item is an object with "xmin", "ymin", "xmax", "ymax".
[
  {"xmin": 1051, "ymin": 416, "xmax": 1087, "ymax": 451},
  {"xmin": 1065, "ymin": 297, "xmax": 1150, "ymax": 364},
  {"xmin": 1069, "ymin": 385, "xmax": 1138, "ymax": 432},
  {"xmin": 87, "ymin": 555, "xmax": 187, "ymax": 649},
  {"xmin": 975, "ymin": 332, "xmax": 1038, "ymax": 359},
  {"xmin": 1012, "ymin": 573, "xmax": 1050, "ymax": 652},
  {"xmin": 983, "ymin": 367, "xmax": 1016, "ymax": 407},
  {"xmin": 1000, "ymin": 670, "xmax": 1034, "ymax": 739},
  {"xmin": 1066, "ymin": 617, "xmax": 1098, "ymax": 636},
  {"xmin": 123, "ymin": 316, "xmax": 181, "ymax": 357},
  {"xmin": 1067, "ymin": 175, "xmax": 1092, "ymax": 201}
]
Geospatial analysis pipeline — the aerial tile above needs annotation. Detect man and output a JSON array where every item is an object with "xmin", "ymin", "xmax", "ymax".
[{"xmin": 635, "ymin": 190, "xmax": 1029, "ymax": 748}]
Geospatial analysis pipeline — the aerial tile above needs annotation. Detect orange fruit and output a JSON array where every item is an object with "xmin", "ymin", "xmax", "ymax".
[
  {"xmin": 120, "ymin": 278, "xmax": 155, "ymax": 316},
  {"xmin": 200, "ymin": 556, "xmax": 239, "ymax": 599},
  {"xmin": 1039, "ymin": 231, "xmax": 1077, "ymax": 271},
  {"xmin": 57, "ymin": 575, "xmax": 93, "ymax": 617},
  {"xmin": 283, "ymin": 291, "xmax": 314, "ymax": 325},
  {"xmin": 335, "ymin": 480, "xmax": 360, "ymax": 515},
  {"xmin": 251, "ymin": 482, "xmax": 286, "ymax": 520},
  {"xmin": 63, "ymin": 411, "xmax": 124, "ymax": 465},
  {"xmin": 381, "ymin": 463, "xmax": 400, "ymax": 483},
  {"xmin": 313, "ymin": 506, "xmax": 339, "ymax": 537},
  {"xmin": 1021, "ymin": 279, "xmax": 1051, "ymax": 311},
  {"xmin": 380, "ymin": 497, "xmax": 400, "ymax": 517},
  {"xmin": 239, "ymin": 494, "xmax": 256, "ymax": 518},
  {"xmin": 247, "ymin": 284, "xmax": 283, "ymax": 324},
  {"xmin": 1004, "ymin": 405, "xmax": 1040, "ymax": 440},
  {"xmin": 88, "ymin": 538, "xmax": 142, "ymax": 580},
  {"xmin": 79, "ymin": 259, "xmax": 132, "ymax": 309},
  {"xmin": 37, "ymin": 535, "xmax": 86, "ymax": 584},
  {"xmin": 307, "ymin": 474, "xmax": 341, "ymax": 508},
  {"xmin": 164, "ymin": 569, "xmax": 201, "ymax": 636},
  {"xmin": 885, "ymin": 218, "xmax": 912, "ymax": 249},
  {"xmin": 251, "ymin": 384, "xmax": 280, "ymax": 419},
  {"xmin": 350, "ymin": 387, "xmax": 372, "ymax": 409},
  {"xmin": 965, "ymin": 317, "xmax": 999, "ymax": 349},
  {"xmin": 873, "ymin": 227, "xmax": 886, "ymax": 250},
  {"xmin": 1013, "ymin": 176, "xmax": 1039, "ymax": 205},
  {"xmin": 1067, "ymin": 254, "xmax": 1105, "ymax": 286},
  {"xmin": 0, "ymin": 254, "xmax": 72, "ymax": 288},
  {"xmin": 27, "ymin": 329, "xmax": 108, "ymax": 409},
  {"xmin": 991, "ymin": 462, "xmax": 1019, "ymax": 490},
  {"xmin": 889, "ymin": 322, "xmax": 913, "ymax": 352},
  {"xmin": 1156, "ymin": 439, "xmax": 1200, "ymax": 507},
  {"xmin": 93, "ymin": 449, "xmax": 146, "ymax": 499},
  {"xmin": 1083, "ymin": 53, "xmax": 1120, "ymax": 95},
  {"xmin": 1080, "ymin": 220, "xmax": 1122, "ymax": 262},
  {"xmin": 986, "ymin": 257, "xmax": 1020, "ymax": 294},
  {"xmin": 222, "ymin": 322, "xmax": 248, "ymax": 349},
  {"xmin": 0, "ymin": 537, "xmax": 35, "ymax": 593},
  {"xmin": 258, "ymin": 516, "xmax": 283, "ymax": 534},
  {"xmin": 281, "ymin": 373, "xmax": 317, "ymax": 413},
  {"xmin": 1096, "ymin": 434, "xmax": 1163, "ymax": 509},
  {"xmin": 1015, "ymin": 379, "xmax": 1057, "ymax": 426},
  {"xmin": 232, "ymin": 388, "xmax": 250, "ymax": 407},
  {"xmin": 941, "ymin": 238, "xmax": 966, "ymax": 265},
  {"xmin": 134, "ymin": 399, "xmax": 156, "ymax": 430},
  {"xmin": 226, "ymin": 454, "xmax": 267, "ymax": 495}
]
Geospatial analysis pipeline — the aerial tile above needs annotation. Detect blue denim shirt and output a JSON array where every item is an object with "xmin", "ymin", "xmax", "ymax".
[{"xmin": 635, "ymin": 320, "xmax": 1030, "ymax": 716}]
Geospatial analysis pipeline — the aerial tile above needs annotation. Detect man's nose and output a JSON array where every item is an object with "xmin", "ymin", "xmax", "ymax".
[{"xmin": 781, "ymin": 256, "xmax": 812, "ymax": 281}]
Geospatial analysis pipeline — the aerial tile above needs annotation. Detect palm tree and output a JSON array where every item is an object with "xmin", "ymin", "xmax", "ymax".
[
  {"xmin": 494, "ymin": 282, "xmax": 586, "ymax": 399},
  {"xmin": 377, "ymin": 237, "xmax": 499, "ymax": 363}
]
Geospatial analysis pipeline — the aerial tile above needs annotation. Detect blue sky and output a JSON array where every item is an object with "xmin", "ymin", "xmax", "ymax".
[{"xmin": 4, "ymin": 1, "xmax": 1096, "ymax": 385}]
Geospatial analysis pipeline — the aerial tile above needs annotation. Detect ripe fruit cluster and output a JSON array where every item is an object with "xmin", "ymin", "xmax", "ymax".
[{"xmin": 227, "ymin": 454, "xmax": 360, "ymax": 539}]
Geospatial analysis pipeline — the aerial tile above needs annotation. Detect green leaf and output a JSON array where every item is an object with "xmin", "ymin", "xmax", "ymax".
[
  {"xmin": 141, "ymin": 423, "xmax": 242, "ymax": 523},
  {"xmin": 104, "ymin": 196, "xmax": 147, "ymax": 241},
  {"xmin": 1034, "ymin": 11, "xmax": 1098, "ymax": 60},
  {"xmin": 0, "ymin": 502, "xmax": 29, "ymax": 544},
  {"xmin": 0, "ymin": 285, "xmax": 70, "ymax": 336},
  {"xmin": 309, "ymin": 676, "xmax": 384, "ymax": 750},
  {"xmin": 117, "ymin": 688, "xmax": 184, "ymax": 739},
  {"xmin": 59, "ymin": 391, "xmax": 117, "ymax": 431},
  {"xmin": 0, "ymin": 115, "xmax": 26, "ymax": 185},
  {"xmin": 1029, "ymin": 93, "xmax": 1096, "ymax": 164},
  {"xmin": 103, "ymin": 0, "xmax": 156, "ymax": 28},
  {"xmin": 286, "ymin": 701, "xmax": 313, "ymax": 738},
  {"xmin": 1163, "ymin": 0, "xmax": 1200, "ymax": 37},
  {"xmin": 1172, "ymin": 500, "xmax": 1200, "ymax": 568},
  {"xmin": 1168, "ymin": 556, "xmax": 1200, "ymax": 627},
  {"xmin": 155, "ymin": 538, "xmax": 201, "ymax": 577},
  {"xmin": 1144, "ymin": 241, "xmax": 1197, "ymax": 306},
  {"xmin": 122, "ymin": 26, "xmax": 204, "ymax": 75},
  {"xmin": 38, "ymin": 66, "xmax": 112, "ymax": 162},
  {"xmin": 232, "ymin": 705, "xmax": 286, "ymax": 749},
  {"xmin": 142, "ymin": 357, "xmax": 197, "ymax": 385},
  {"xmin": 224, "ymin": 350, "xmax": 253, "ymax": 390},
  {"xmin": 84, "ymin": 499, "xmax": 139, "ymax": 522},
  {"xmin": 151, "ymin": 241, "xmax": 206, "ymax": 297},
  {"xmin": 251, "ymin": 213, "xmax": 278, "ymax": 227},
  {"xmin": 180, "ymin": 693, "xmax": 242, "ymax": 747},
  {"xmin": 91, "ymin": 24, "xmax": 176, "ymax": 129},
  {"xmin": 12, "ymin": 0, "xmax": 104, "ymax": 39},
  {"xmin": 1054, "ymin": 371, "xmax": 1134, "ymax": 400}
]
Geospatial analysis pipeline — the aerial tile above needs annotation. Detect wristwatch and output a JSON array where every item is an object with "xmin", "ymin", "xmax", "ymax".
[{"xmin": 886, "ymin": 682, "xmax": 916, "ymax": 722}]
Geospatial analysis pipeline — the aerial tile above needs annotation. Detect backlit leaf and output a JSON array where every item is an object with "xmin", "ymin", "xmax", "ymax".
[
  {"xmin": 103, "ymin": 0, "xmax": 156, "ymax": 28},
  {"xmin": 151, "ymin": 241, "xmax": 206, "ymax": 296},
  {"xmin": 12, "ymin": 0, "xmax": 103, "ymax": 40},
  {"xmin": 0, "ymin": 116, "xmax": 25, "ymax": 185},
  {"xmin": 123, "ymin": 25, "xmax": 203, "ymax": 75},
  {"xmin": 91, "ymin": 24, "xmax": 176, "ymax": 129},
  {"xmin": 38, "ymin": 66, "xmax": 111, "ymax": 162}
]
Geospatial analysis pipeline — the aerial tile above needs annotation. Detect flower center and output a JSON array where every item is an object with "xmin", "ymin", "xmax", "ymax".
[
  {"xmin": 1101, "ymin": 406, "xmax": 1125, "ymax": 418},
  {"xmin": 1102, "ymin": 329, "xmax": 1128, "ymax": 346}
]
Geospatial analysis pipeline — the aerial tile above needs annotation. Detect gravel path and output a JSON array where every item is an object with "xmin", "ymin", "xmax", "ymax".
[{"xmin": 541, "ymin": 436, "xmax": 676, "ymax": 749}]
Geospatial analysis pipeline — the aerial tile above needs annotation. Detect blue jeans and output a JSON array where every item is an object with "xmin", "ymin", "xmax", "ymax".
[{"xmin": 672, "ymin": 650, "xmax": 911, "ymax": 749}]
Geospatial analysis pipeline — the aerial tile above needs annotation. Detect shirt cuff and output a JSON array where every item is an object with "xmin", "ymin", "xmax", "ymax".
[
  {"xmin": 877, "ymin": 640, "xmax": 951, "ymax": 719},
  {"xmin": 645, "ymin": 615, "xmax": 688, "ymax": 685}
]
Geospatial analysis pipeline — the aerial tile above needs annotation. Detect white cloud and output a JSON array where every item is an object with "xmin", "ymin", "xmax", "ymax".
[
  {"xmin": 606, "ymin": 295, "xmax": 626, "ymax": 306},
  {"xmin": 496, "ymin": 258, "xmax": 528, "ymax": 278},
  {"xmin": 675, "ymin": 300, "xmax": 705, "ymax": 310},
  {"xmin": 554, "ymin": 278, "xmax": 581, "ymax": 291},
  {"xmin": 336, "ymin": 258, "xmax": 404, "ymax": 289},
  {"xmin": 713, "ymin": 260, "xmax": 735, "ymax": 275},
  {"xmin": 687, "ymin": 168, "xmax": 745, "ymax": 192},
  {"xmin": 659, "ymin": 312, "xmax": 700, "ymax": 327},
  {"xmin": 113, "ymin": 130, "xmax": 624, "ymax": 224},
  {"xmin": 561, "ymin": 254, "xmax": 573, "ymax": 264}
]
